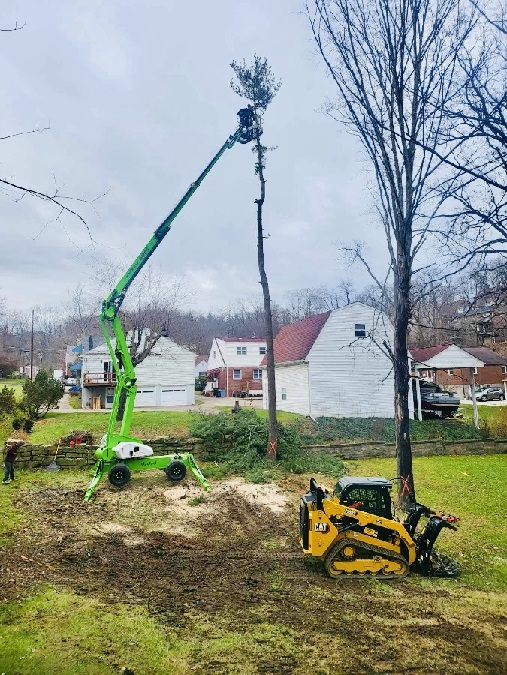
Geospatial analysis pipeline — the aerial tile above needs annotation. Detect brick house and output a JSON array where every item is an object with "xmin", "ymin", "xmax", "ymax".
[
  {"xmin": 411, "ymin": 345, "xmax": 507, "ymax": 398},
  {"xmin": 205, "ymin": 337, "xmax": 267, "ymax": 397}
]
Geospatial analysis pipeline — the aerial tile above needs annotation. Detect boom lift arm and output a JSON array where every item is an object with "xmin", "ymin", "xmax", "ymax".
[{"xmin": 84, "ymin": 107, "xmax": 255, "ymax": 501}]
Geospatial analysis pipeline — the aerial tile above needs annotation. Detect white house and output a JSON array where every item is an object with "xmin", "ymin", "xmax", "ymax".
[
  {"xmin": 81, "ymin": 336, "xmax": 196, "ymax": 409},
  {"xmin": 206, "ymin": 337, "xmax": 267, "ymax": 396},
  {"xmin": 195, "ymin": 355, "xmax": 208, "ymax": 378},
  {"xmin": 262, "ymin": 303, "xmax": 402, "ymax": 418}
]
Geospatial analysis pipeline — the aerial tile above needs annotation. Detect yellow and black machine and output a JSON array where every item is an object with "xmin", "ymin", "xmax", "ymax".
[{"xmin": 300, "ymin": 477, "xmax": 459, "ymax": 579}]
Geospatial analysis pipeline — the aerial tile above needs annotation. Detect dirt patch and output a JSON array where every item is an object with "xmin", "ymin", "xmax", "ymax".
[{"xmin": 1, "ymin": 475, "xmax": 506, "ymax": 674}]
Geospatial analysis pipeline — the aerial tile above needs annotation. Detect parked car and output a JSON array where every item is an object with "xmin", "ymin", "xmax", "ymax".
[
  {"xmin": 415, "ymin": 381, "xmax": 460, "ymax": 419},
  {"xmin": 69, "ymin": 385, "xmax": 82, "ymax": 393},
  {"xmin": 476, "ymin": 386, "xmax": 505, "ymax": 402},
  {"xmin": 65, "ymin": 377, "xmax": 78, "ymax": 386}
]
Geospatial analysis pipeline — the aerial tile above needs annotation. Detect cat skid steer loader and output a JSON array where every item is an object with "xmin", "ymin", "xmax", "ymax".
[{"xmin": 300, "ymin": 477, "xmax": 459, "ymax": 579}]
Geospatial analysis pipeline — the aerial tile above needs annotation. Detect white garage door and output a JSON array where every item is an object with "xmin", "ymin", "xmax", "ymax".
[
  {"xmin": 136, "ymin": 389, "xmax": 156, "ymax": 406},
  {"xmin": 161, "ymin": 388, "xmax": 187, "ymax": 406}
]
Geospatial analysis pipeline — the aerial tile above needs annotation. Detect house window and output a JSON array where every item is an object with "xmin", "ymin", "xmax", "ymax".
[
  {"xmin": 253, "ymin": 369, "xmax": 262, "ymax": 380},
  {"xmin": 236, "ymin": 346, "xmax": 247, "ymax": 355},
  {"xmin": 281, "ymin": 388, "xmax": 287, "ymax": 401},
  {"xmin": 259, "ymin": 346, "xmax": 266, "ymax": 355},
  {"xmin": 502, "ymin": 366, "xmax": 507, "ymax": 374},
  {"xmin": 213, "ymin": 351, "xmax": 216, "ymax": 359},
  {"xmin": 233, "ymin": 369, "xmax": 242, "ymax": 380},
  {"xmin": 473, "ymin": 367, "xmax": 478, "ymax": 375},
  {"xmin": 354, "ymin": 323, "xmax": 366, "ymax": 338},
  {"xmin": 447, "ymin": 369, "xmax": 454, "ymax": 375}
]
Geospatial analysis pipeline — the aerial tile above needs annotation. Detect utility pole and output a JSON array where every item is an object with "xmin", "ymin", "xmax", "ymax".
[{"xmin": 30, "ymin": 308, "xmax": 34, "ymax": 380}]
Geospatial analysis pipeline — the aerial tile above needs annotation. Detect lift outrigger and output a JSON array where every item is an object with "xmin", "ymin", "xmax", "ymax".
[{"xmin": 84, "ymin": 107, "xmax": 256, "ymax": 501}]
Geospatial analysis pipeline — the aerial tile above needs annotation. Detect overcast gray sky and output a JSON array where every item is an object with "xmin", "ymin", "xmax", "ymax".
[{"xmin": 1, "ymin": 0, "xmax": 390, "ymax": 315}]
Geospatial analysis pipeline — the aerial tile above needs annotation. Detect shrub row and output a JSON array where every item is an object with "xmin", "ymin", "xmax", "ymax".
[
  {"xmin": 293, "ymin": 416, "xmax": 486, "ymax": 444},
  {"xmin": 189, "ymin": 409, "xmax": 345, "ymax": 482}
]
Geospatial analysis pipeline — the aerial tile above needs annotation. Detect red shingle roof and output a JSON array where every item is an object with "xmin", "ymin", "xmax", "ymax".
[
  {"xmin": 462, "ymin": 347, "xmax": 507, "ymax": 366},
  {"xmin": 261, "ymin": 311, "xmax": 331, "ymax": 366},
  {"xmin": 410, "ymin": 345, "xmax": 449, "ymax": 364}
]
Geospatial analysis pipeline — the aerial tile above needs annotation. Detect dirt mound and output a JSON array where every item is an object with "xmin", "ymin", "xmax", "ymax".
[{"xmin": 3, "ymin": 478, "xmax": 300, "ymax": 619}]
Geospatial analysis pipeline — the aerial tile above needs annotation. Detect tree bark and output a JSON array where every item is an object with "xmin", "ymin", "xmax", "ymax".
[
  {"xmin": 254, "ymin": 127, "xmax": 278, "ymax": 459},
  {"xmin": 394, "ymin": 243, "xmax": 415, "ymax": 506}
]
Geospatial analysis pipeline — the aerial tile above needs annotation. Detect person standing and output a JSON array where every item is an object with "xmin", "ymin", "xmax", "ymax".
[{"xmin": 2, "ymin": 439, "xmax": 24, "ymax": 484}]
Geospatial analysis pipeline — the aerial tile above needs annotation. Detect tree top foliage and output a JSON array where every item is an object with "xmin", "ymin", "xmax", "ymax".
[{"xmin": 230, "ymin": 55, "xmax": 281, "ymax": 110}]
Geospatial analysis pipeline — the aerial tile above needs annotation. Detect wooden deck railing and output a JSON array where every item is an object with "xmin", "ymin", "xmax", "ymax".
[{"xmin": 83, "ymin": 372, "xmax": 117, "ymax": 385}]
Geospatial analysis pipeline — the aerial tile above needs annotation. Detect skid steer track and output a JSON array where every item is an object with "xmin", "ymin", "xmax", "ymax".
[{"xmin": 324, "ymin": 538, "xmax": 410, "ymax": 579}]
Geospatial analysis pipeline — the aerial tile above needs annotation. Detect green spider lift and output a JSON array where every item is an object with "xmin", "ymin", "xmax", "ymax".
[{"xmin": 84, "ymin": 107, "xmax": 256, "ymax": 501}]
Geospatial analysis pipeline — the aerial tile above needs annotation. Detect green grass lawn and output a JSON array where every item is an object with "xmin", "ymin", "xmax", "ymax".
[
  {"xmin": 0, "ymin": 377, "xmax": 24, "ymax": 400},
  {"xmin": 344, "ymin": 454, "xmax": 507, "ymax": 589},
  {"xmin": 10, "ymin": 407, "xmax": 505, "ymax": 447},
  {"xmin": 459, "ymin": 402, "xmax": 507, "ymax": 436},
  {"xmin": 29, "ymin": 410, "xmax": 197, "ymax": 444}
]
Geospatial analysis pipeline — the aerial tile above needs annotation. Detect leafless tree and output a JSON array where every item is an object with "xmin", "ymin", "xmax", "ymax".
[
  {"xmin": 407, "ymin": 3, "xmax": 507, "ymax": 271},
  {"xmin": 0, "ymin": 23, "xmax": 100, "ymax": 256},
  {"xmin": 308, "ymin": 0, "xmax": 475, "ymax": 504},
  {"xmin": 231, "ymin": 56, "xmax": 282, "ymax": 459}
]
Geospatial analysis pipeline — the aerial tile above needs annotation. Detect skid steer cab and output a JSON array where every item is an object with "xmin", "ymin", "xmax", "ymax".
[{"xmin": 300, "ymin": 477, "xmax": 459, "ymax": 579}]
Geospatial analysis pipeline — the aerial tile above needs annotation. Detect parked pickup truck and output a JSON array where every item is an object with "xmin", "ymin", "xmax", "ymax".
[{"xmin": 415, "ymin": 381, "xmax": 460, "ymax": 419}]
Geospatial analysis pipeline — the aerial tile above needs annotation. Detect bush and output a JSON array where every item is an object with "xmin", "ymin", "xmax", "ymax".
[
  {"xmin": 0, "ymin": 386, "xmax": 17, "ymax": 417},
  {"xmin": 21, "ymin": 370, "xmax": 64, "ymax": 420},
  {"xmin": 11, "ymin": 417, "xmax": 34, "ymax": 433},
  {"xmin": 190, "ymin": 409, "xmax": 345, "ymax": 479},
  {"xmin": 195, "ymin": 375, "xmax": 207, "ymax": 392},
  {"xmin": 12, "ymin": 418, "xmax": 23, "ymax": 430}
]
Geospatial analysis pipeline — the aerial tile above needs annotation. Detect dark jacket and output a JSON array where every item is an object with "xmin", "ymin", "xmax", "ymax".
[{"xmin": 4, "ymin": 445, "xmax": 19, "ymax": 463}]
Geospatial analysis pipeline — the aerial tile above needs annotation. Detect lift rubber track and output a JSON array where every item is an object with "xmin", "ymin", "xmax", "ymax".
[{"xmin": 324, "ymin": 539, "xmax": 410, "ymax": 579}]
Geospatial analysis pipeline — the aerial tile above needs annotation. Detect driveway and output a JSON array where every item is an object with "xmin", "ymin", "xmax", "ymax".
[{"xmin": 53, "ymin": 393, "xmax": 263, "ymax": 413}]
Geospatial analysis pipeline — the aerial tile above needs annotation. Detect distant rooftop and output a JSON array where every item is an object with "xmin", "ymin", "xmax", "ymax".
[{"xmin": 218, "ymin": 337, "xmax": 266, "ymax": 343}]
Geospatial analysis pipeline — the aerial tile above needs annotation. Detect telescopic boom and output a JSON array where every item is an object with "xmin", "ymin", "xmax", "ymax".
[{"xmin": 84, "ymin": 106, "xmax": 255, "ymax": 501}]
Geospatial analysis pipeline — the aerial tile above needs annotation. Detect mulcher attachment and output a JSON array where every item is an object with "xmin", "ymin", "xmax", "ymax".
[{"xmin": 404, "ymin": 503, "xmax": 460, "ymax": 577}]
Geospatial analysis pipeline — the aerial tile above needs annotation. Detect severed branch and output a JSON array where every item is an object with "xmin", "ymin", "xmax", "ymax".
[
  {"xmin": 0, "ymin": 121, "xmax": 50, "ymax": 141},
  {"xmin": 0, "ymin": 21, "xmax": 26, "ymax": 32}
]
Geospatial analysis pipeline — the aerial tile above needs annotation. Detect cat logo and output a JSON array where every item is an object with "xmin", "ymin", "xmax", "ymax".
[
  {"xmin": 314, "ymin": 522, "xmax": 329, "ymax": 532},
  {"xmin": 364, "ymin": 527, "xmax": 378, "ymax": 538}
]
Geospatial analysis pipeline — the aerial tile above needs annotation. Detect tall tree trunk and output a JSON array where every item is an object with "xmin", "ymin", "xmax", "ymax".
[
  {"xmin": 254, "ymin": 131, "xmax": 278, "ymax": 459},
  {"xmin": 394, "ymin": 240, "xmax": 415, "ymax": 506}
]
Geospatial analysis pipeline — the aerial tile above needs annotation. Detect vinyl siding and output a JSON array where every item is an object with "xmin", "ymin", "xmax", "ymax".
[
  {"xmin": 262, "ymin": 363, "xmax": 310, "ymax": 415},
  {"xmin": 307, "ymin": 304, "xmax": 394, "ymax": 418},
  {"xmin": 207, "ymin": 338, "xmax": 267, "ymax": 369},
  {"xmin": 82, "ymin": 337, "xmax": 195, "ymax": 408}
]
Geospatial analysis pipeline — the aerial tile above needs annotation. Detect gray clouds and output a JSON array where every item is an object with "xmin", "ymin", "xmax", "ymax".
[{"xmin": 0, "ymin": 0, "xmax": 388, "ymax": 313}]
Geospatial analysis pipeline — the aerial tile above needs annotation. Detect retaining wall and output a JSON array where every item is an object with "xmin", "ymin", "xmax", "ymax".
[
  {"xmin": 307, "ymin": 438, "xmax": 506, "ymax": 460},
  {"xmin": 14, "ymin": 438, "xmax": 203, "ymax": 470},
  {"xmin": 11, "ymin": 437, "xmax": 507, "ymax": 470}
]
